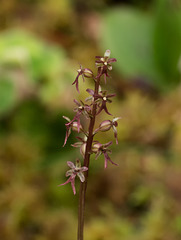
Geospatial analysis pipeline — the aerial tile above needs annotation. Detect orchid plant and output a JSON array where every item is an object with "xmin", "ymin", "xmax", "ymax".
[{"xmin": 59, "ymin": 50, "xmax": 120, "ymax": 240}]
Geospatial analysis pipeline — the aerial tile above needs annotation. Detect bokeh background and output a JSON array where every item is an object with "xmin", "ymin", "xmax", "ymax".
[{"xmin": 1, "ymin": 0, "xmax": 181, "ymax": 239}]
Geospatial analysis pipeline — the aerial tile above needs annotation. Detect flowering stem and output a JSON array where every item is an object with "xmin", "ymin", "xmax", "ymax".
[
  {"xmin": 60, "ymin": 50, "xmax": 118, "ymax": 239},
  {"xmin": 77, "ymin": 77, "xmax": 100, "ymax": 240}
]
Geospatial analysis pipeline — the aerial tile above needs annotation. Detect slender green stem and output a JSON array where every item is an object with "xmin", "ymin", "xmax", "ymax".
[{"xmin": 77, "ymin": 77, "xmax": 100, "ymax": 240}]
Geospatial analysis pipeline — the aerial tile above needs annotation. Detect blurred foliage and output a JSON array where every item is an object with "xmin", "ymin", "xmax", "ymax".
[
  {"xmin": 0, "ymin": 29, "xmax": 74, "ymax": 116},
  {"xmin": 101, "ymin": 0, "xmax": 181, "ymax": 91},
  {"xmin": 0, "ymin": 0, "xmax": 181, "ymax": 239}
]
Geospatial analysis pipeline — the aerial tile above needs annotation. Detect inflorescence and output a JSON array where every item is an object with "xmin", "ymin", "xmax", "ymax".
[{"xmin": 59, "ymin": 50, "xmax": 121, "ymax": 195}]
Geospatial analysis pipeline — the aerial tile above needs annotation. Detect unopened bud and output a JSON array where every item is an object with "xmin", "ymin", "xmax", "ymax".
[
  {"xmin": 99, "ymin": 120, "xmax": 112, "ymax": 132},
  {"xmin": 104, "ymin": 49, "xmax": 111, "ymax": 58},
  {"xmin": 80, "ymin": 143, "xmax": 86, "ymax": 157},
  {"xmin": 83, "ymin": 68, "xmax": 93, "ymax": 78},
  {"xmin": 92, "ymin": 142, "xmax": 101, "ymax": 153}
]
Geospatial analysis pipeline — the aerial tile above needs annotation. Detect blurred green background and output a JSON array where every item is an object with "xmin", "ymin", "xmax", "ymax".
[{"xmin": 1, "ymin": 0, "xmax": 181, "ymax": 239}]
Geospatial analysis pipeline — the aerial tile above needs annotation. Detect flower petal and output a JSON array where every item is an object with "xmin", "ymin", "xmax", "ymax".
[
  {"xmin": 104, "ymin": 141, "xmax": 113, "ymax": 148},
  {"xmin": 63, "ymin": 126, "xmax": 71, "ymax": 147},
  {"xmin": 81, "ymin": 166, "xmax": 88, "ymax": 172},
  {"xmin": 66, "ymin": 169, "xmax": 74, "ymax": 177},
  {"xmin": 77, "ymin": 172, "xmax": 85, "ymax": 182},
  {"xmin": 67, "ymin": 161, "xmax": 75, "ymax": 169},
  {"xmin": 80, "ymin": 143, "xmax": 86, "ymax": 157},
  {"xmin": 107, "ymin": 93, "xmax": 116, "ymax": 98},
  {"xmin": 112, "ymin": 125, "xmax": 118, "ymax": 144},
  {"xmin": 108, "ymin": 65, "xmax": 112, "ymax": 71},
  {"xmin": 74, "ymin": 99, "xmax": 81, "ymax": 107},
  {"xmin": 108, "ymin": 58, "xmax": 117, "ymax": 63},
  {"xmin": 76, "ymin": 159, "xmax": 81, "ymax": 168},
  {"xmin": 113, "ymin": 117, "xmax": 122, "ymax": 122},
  {"xmin": 58, "ymin": 176, "xmax": 72, "ymax": 186},
  {"xmin": 103, "ymin": 152, "xmax": 118, "ymax": 168},
  {"xmin": 72, "ymin": 74, "xmax": 80, "ymax": 93},
  {"xmin": 104, "ymin": 49, "xmax": 111, "ymax": 57},
  {"xmin": 63, "ymin": 116, "xmax": 70, "ymax": 122},
  {"xmin": 71, "ymin": 142, "xmax": 83, "ymax": 148},
  {"xmin": 95, "ymin": 151, "xmax": 102, "ymax": 159},
  {"xmin": 86, "ymin": 88, "xmax": 95, "ymax": 96},
  {"xmin": 71, "ymin": 177, "xmax": 76, "ymax": 195},
  {"xmin": 103, "ymin": 102, "xmax": 112, "ymax": 116}
]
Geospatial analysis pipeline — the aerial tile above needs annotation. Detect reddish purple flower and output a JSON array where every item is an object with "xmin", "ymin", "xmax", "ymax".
[
  {"xmin": 93, "ymin": 90, "xmax": 116, "ymax": 115},
  {"xmin": 94, "ymin": 117, "xmax": 122, "ymax": 144},
  {"xmin": 71, "ymin": 136, "xmax": 87, "ymax": 157},
  {"xmin": 58, "ymin": 160, "xmax": 88, "ymax": 195},
  {"xmin": 92, "ymin": 141, "xmax": 118, "ymax": 168},
  {"xmin": 72, "ymin": 65, "xmax": 93, "ymax": 93},
  {"xmin": 62, "ymin": 116, "xmax": 83, "ymax": 147},
  {"xmin": 65, "ymin": 99, "xmax": 91, "ymax": 134},
  {"xmin": 95, "ymin": 50, "xmax": 117, "ymax": 83},
  {"xmin": 86, "ymin": 89, "xmax": 116, "ymax": 115},
  {"xmin": 96, "ymin": 91, "xmax": 116, "ymax": 115},
  {"xmin": 73, "ymin": 99, "xmax": 91, "ymax": 119},
  {"xmin": 85, "ymin": 88, "xmax": 95, "ymax": 102}
]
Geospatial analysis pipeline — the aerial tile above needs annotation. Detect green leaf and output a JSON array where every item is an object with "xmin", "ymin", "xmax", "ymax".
[
  {"xmin": 153, "ymin": 0, "xmax": 181, "ymax": 89},
  {"xmin": 102, "ymin": 8, "xmax": 157, "ymax": 80},
  {"xmin": 101, "ymin": 5, "xmax": 181, "ymax": 91}
]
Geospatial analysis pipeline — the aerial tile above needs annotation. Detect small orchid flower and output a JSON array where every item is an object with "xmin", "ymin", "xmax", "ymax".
[
  {"xmin": 94, "ymin": 91, "xmax": 116, "ymax": 115},
  {"xmin": 86, "ymin": 89, "xmax": 116, "ymax": 115},
  {"xmin": 72, "ymin": 65, "xmax": 93, "ymax": 93},
  {"xmin": 85, "ymin": 88, "xmax": 95, "ymax": 102},
  {"xmin": 94, "ymin": 117, "xmax": 122, "ymax": 144},
  {"xmin": 65, "ymin": 99, "xmax": 91, "ymax": 133},
  {"xmin": 92, "ymin": 141, "xmax": 118, "ymax": 168},
  {"xmin": 95, "ymin": 50, "xmax": 117, "ymax": 83},
  {"xmin": 73, "ymin": 99, "xmax": 91, "ymax": 119},
  {"xmin": 63, "ymin": 116, "xmax": 83, "ymax": 147},
  {"xmin": 71, "ymin": 136, "xmax": 87, "ymax": 157},
  {"xmin": 58, "ymin": 160, "xmax": 88, "ymax": 195}
]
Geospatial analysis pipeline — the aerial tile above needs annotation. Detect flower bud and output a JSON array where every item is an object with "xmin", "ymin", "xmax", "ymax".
[
  {"xmin": 80, "ymin": 143, "xmax": 86, "ymax": 157},
  {"xmin": 99, "ymin": 120, "xmax": 112, "ymax": 132},
  {"xmin": 83, "ymin": 68, "xmax": 93, "ymax": 78},
  {"xmin": 104, "ymin": 49, "xmax": 111, "ymax": 58},
  {"xmin": 92, "ymin": 142, "xmax": 101, "ymax": 153}
]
